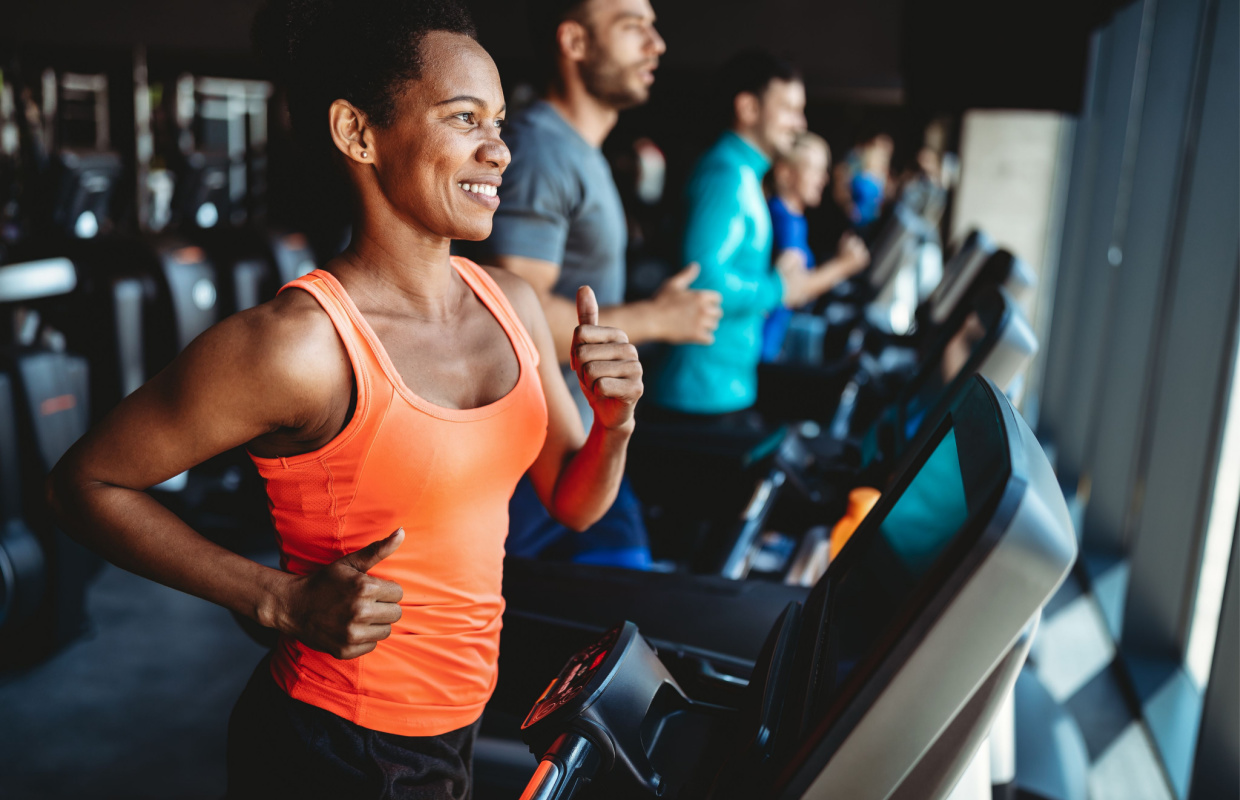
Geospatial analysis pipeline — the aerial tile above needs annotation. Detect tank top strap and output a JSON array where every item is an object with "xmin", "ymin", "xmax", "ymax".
[
  {"xmin": 274, "ymin": 269, "xmax": 377, "ymax": 443},
  {"xmin": 450, "ymin": 257, "xmax": 541, "ymax": 370}
]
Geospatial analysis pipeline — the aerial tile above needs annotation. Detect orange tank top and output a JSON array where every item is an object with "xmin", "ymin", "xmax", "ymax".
[{"xmin": 250, "ymin": 258, "xmax": 548, "ymax": 736}]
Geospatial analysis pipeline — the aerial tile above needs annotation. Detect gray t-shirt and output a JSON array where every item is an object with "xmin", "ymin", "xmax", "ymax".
[{"xmin": 485, "ymin": 100, "xmax": 627, "ymax": 426}]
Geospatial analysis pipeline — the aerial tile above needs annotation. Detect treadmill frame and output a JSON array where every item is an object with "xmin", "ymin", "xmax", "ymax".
[{"xmin": 770, "ymin": 377, "xmax": 1075, "ymax": 799}]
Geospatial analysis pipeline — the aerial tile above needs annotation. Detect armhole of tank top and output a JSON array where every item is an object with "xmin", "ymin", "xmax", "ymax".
[
  {"xmin": 254, "ymin": 276, "xmax": 371, "ymax": 467},
  {"xmin": 455, "ymin": 258, "xmax": 541, "ymax": 370}
]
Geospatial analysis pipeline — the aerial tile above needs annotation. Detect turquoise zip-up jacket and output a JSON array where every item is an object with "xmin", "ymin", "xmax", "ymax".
[{"xmin": 652, "ymin": 131, "xmax": 784, "ymax": 414}]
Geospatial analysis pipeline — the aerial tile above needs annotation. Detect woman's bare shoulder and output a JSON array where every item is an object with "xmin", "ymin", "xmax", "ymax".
[
  {"xmin": 478, "ymin": 263, "xmax": 541, "ymax": 331},
  {"xmin": 186, "ymin": 288, "xmax": 352, "ymax": 408}
]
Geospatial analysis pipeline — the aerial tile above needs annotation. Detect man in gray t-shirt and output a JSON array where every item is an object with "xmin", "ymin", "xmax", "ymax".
[
  {"xmin": 482, "ymin": 0, "xmax": 720, "ymax": 568},
  {"xmin": 485, "ymin": 99, "xmax": 629, "ymax": 425},
  {"xmin": 485, "ymin": 0, "xmax": 721, "ymax": 429}
]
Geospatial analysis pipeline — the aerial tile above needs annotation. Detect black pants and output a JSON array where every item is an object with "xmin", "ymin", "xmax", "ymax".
[{"xmin": 227, "ymin": 657, "xmax": 478, "ymax": 799}]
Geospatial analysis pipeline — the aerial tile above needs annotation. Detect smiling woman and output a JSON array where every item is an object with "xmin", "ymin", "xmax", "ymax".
[
  {"xmin": 318, "ymin": 32, "xmax": 512, "ymax": 242},
  {"xmin": 44, "ymin": 0, "xmax": 645, "ymax": 797}
]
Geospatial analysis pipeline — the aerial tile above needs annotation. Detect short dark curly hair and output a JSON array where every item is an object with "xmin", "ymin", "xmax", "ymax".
[
  {"xmin": 717, "ymin": 49, "xmax": 801, "ymax": 125},
  {"xmin": 253, "ymin": 0, "xmax": 478, "ymax": 153}
]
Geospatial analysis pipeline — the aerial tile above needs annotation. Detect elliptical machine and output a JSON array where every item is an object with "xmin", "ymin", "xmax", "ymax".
[
  {"xmin": 0, "ymin": 256, "xmax": 98, "ymax": 667},
  {"xmin": 6, "ymin": 59, "xmax": 268, "ymax": 546},
  {"xmin": 150, "ymin": 71, "xmax": 317, "ymax": 315}
]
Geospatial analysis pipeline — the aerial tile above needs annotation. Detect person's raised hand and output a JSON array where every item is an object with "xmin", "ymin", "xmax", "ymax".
[
  {"xmin": 776, "ymin": 248, "xmax": 811, "ymax": 306},
  {"xmin": 650, "ymin": 263, "xmax": 722, "ymax": 345},
  {"xmin": 836, "ymin": 232, "xmax": 871, "ymax": 278},
  {"xmin": 571, "ymin": 285, "xmax": 643, "ymax": 433},
  {"xmin": 276, "ymin": 528, "xmax": 405, "ymax": 659}
]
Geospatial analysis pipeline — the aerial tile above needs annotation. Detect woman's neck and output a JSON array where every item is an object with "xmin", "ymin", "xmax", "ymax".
[{"xmin": 331, "ymin": 212, "xmax": 464, "ymax": 322}]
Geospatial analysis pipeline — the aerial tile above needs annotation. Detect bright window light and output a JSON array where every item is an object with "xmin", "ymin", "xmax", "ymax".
[{"xmin": 1186, "ymin": 315, "xmax": 1240, "ymax": 688}]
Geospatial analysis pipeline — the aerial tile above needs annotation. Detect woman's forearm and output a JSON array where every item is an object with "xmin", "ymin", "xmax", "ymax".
[
  {"xmin": 545, "ymin": 422, "xmax": 632, "ymax": 532},
  {"xmin": 47, "ymin": 474, "xmax": 291, "ymax": 628}
]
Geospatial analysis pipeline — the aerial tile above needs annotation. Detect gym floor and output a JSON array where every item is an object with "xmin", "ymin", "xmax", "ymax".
[
  {"xmin": 0, "ymin": 549, "xmax": 539, "ymax": 800},
  {"xmin": 0, "ymin": 561, "xmax": 268, "ymax": 798}
]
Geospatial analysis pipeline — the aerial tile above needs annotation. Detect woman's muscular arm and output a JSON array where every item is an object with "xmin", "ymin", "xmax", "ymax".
[
  {"xmin": 46, "ymin": 292, "xmax": 403, "ymax": 660},
  {"xmin": 486, "ymin": 268, "xmax": 640, "ymax": 532}
]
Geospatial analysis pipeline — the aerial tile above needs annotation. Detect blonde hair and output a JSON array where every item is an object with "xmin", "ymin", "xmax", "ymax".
[
  {"xmin": 779, "ymin": 130, "xmax": 830, "ymax": 168},
  {"xmin": 767, "ymin": 131, "xmax": 831, "ymax": 198}
]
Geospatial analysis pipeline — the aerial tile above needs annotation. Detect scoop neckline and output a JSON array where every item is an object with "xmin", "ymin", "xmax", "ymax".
[{"xmin": 313, "ymin": 260, "xmax": 529, "ymax": 422}]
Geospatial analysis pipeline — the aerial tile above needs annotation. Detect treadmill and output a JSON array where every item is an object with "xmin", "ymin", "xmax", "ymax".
[
  {"xmin": 808, "ymin": 203, "xmax": 937, "ymax": 363},
  {"xmin": 756, "ymin": 236, "xmax": 1025, "ymax": 427},
  {"xmin": 844, "ymin": 203, "xmax": 932, "ymax": 309},
  {"xmin": 626, "ymin": 284, "xmax": 1037, "ymax": 576},
  {"xmin": 753, "ymin": 208, "xmax": 945, "ymax": 424},
  {"xmin": 723, "ymin": 285, "xmax": 1040, "ymax": 587},
  {"xmin": 856, "ymin": 243, "xmax": 1037, "ymax": 382},
  {"xmin": 505, "ymin": 375, "xmax": 1076, "ymax": 799},
  {"xmin": 836, "ymin": 283, "xmax": 1039, "ymax": 474}
]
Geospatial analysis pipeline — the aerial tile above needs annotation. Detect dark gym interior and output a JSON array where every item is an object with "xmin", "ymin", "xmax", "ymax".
[{"xmin": 0, "ymin": 0, "xmax": 1236, "ymax": 798}]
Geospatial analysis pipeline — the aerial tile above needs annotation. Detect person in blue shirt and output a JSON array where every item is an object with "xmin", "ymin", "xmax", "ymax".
[
  {"xmin": 763, "ymin": 131, "xmax": 870, "ymax": 361},
  {"xmin": 833, "ymin": 132, "xmax": 894, "ymax": 235},
  {"xmin": 651, "ymin": 51, "xmax": 865, "ymax": 421}
]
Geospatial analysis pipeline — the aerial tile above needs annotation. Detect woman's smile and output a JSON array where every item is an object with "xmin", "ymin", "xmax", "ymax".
[{"xmin": 456, "ymin": 179, "xmax": 501, "ymax": 210}]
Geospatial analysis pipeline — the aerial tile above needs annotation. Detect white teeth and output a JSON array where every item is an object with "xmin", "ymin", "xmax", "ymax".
[{"xmin": 458, "ymin": 182, "xmax": 497, "ymax": 197}]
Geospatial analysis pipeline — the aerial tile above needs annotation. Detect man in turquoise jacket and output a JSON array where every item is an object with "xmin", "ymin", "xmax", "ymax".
[{"xmin": 652, "ymin": 50, "xmax": 834, "ymax": 418}]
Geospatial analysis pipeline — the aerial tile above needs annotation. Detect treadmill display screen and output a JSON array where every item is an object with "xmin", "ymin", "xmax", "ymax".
[
  {"xmin": 812, "ymin": 423, "xmax": 986, "ymax": 720},
  {"xmin": 877, "ymin": 430, "xmax": 968, "ymax": 573},
  {"xmin": 522, "ymin": 625, "xmax": 621, "ymax": 729}
]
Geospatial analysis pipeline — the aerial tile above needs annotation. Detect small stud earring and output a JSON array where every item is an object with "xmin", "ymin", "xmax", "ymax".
[{"xmin": 361, "ymin": 151, "xmax": 368, "ymax": 158}]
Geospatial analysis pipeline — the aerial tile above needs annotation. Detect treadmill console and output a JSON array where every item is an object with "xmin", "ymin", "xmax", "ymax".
[
  {"xmin": 523, "ymin": 623, "xmax": 626, "ymax": 729},
  {"xmin": 521, "ymin": 621, "xmax": 720, "ymax": 799}
]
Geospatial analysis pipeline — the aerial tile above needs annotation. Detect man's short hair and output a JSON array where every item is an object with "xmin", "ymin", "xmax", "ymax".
[{"xmin": 716, "ymin": 49, "xmax": 802, "ymax": 123}]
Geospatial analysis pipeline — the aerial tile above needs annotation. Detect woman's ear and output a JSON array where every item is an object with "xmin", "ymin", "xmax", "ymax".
[{"xmin": 328, "ymin": 99, "xmax": 375, "ymax": 165}]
